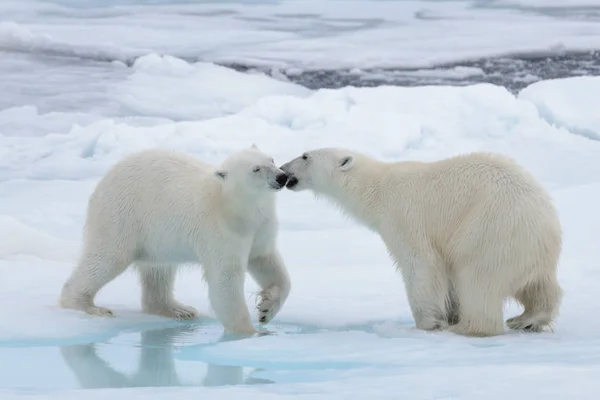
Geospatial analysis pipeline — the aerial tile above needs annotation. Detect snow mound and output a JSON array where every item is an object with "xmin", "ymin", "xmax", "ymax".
[
  {"xmin": 0, "ymin": 105, "xmax": 100, "ymax": 138},
  {"xmin": 0, "ymin": 215, "xmax": 75, "ymax": 261},
  {"xmin": 0, "ymin": 21, "xmax": 142, "ymax": 64},
  {"xmin": 116, "ymin": 54, "xmax": 312, "ymax": 121},
  {"xmin": 519, "ymin": 76, "xmax": 600, "ymax": 141},
  {"xmin": 3, "ymin": 80, "xmax": 600, "ymax": 191}
]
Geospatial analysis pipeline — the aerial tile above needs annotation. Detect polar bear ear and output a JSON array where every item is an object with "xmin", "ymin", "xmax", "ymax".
[
  {"xmin": 339, "ymin": 155, "xmax": 354, "ymax": 171},
  {"xmin": 251, "ymin": 143, "xmax": 259, "ymax": 150},
  {"xmin": 214, "ymin": 170, "xmax": 228, "ymax": 181}
]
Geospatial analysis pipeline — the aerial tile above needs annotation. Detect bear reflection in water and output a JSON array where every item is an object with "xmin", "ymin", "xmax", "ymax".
[{"xmin": 60, "ymin": 324, "xmax": 274, "ymax": 389}]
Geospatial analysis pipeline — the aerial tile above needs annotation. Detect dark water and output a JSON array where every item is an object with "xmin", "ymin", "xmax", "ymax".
[{"xmin": 227, "ymin": 50, "xmax": 600, "ymax": 93}]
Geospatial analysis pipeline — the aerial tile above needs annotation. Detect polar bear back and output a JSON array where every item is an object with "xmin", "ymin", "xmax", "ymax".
[
  {"xmin": 84, "ymin": 149, "xmax": 232, "ymax": 265},
  {"xmin": 379, "ymin": 152, "xmax": 561, "ymax": 274}
]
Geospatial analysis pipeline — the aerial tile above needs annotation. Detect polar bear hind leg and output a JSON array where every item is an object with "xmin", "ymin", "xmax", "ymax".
[
  {"xmin": 60, "ymin": 246, "xmax": 132, "ymax": 317},
  {"xmin": 137, "ymin": 264, "xmax": 201, "ymax": 320},
  {"xmin": 507, "ymin": 276, "xmax": 562, "ymax": 332}
]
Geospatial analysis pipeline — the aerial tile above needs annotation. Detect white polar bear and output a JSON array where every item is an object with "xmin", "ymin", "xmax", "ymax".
[
  {"xmin": 281, "ymin": 148, "xmax": 563, "ymax": 337},
  {"xmin": 60, "ymin": 145, "xmax": 291, "ymax": 335}
]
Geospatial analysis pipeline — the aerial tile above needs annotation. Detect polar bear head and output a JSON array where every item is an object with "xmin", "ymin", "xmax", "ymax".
[
  {"xmin": 279, "ymin": 147, "xmax": 356, "ymax": 193},
  {"xmin": 214, "ymin": 144, "xmax": 288, "ymax": 194}
]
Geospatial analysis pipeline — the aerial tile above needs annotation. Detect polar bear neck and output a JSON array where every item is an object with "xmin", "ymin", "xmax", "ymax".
[
  {"xmin": 316, "ymin": 158, "xmax": 387, "ymax": 231},
  {"xmin": 218, "ymin": 185, "xmax": 276, "ymax": 226}
]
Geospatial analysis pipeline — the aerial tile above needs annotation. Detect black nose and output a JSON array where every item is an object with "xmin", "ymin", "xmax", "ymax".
[
  {"xmin": 276, "ymin": 173, "xmax": 288, "ymax": 186},
  {"xmin": 286, "ymin": 176, "xmax": 298, "ymax": 188}
]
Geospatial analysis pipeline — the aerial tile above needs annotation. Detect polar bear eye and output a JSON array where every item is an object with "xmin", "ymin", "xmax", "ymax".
[
  {"xmin": 253, "ymin": 167, "xmax": 261, "ymax": 173},
  {"xmin": 301, "ymin": 153, "xmax": 308, "ymax": 160}
]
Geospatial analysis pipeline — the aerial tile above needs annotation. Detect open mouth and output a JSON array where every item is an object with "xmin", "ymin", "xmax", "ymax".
[{"xmin": 286, "ymin": 176, "xmax": 298, "ymax": 189}]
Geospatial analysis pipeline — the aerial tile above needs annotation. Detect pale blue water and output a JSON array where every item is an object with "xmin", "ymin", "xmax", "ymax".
[
  {"xmin": 0, "ymin": 320, "xmax": 382, "ymax": 391},
  {"xmin": 0, "ymin": 322, "xmax": 291, "ymax": 390}
]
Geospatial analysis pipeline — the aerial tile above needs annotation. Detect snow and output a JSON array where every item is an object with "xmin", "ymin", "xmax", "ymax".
[
  {"xmin": 519, "ymin": 76, "xmax": 600, "ymax": 141},
  {"xmin": 494, "ymin": 0, "xmax": 600, "ymax": 7},
  {"xmin": 1, "ymin": 0, "xmax": 600, "ymax": 70},
  {"xmin": 0, "ymin": 216, "xmax": 75, "ymax": 261},
  {"xmin": 2, "ymin": 64, "xmax": 600, "ymax": 398},
  {"xmin": 2, "ymin": 0, "xmax": 600, "ymax": 399},
  {"xmin": 117, "ymin": 54, "xmax": 311, "ymax": 121}
]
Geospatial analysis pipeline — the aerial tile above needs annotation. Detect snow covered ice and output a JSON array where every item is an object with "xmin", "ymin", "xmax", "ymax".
[{"xmin": 1, "ymin": 0, "xmax": 600, "ymax": 399}]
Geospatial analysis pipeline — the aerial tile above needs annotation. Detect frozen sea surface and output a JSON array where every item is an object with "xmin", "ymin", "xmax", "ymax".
[
  {"xmin": 1, "ymin": 0, "xmax": 600, "ymax": 399},
  {"xmin": 2, "ymin": 0, "xmax": 600, "ymax": 98}
]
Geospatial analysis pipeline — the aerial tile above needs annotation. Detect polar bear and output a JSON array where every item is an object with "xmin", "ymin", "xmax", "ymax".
[
  {"xmin": 60, "ymin": 145, "xmax": 291, "ymax": 335},
  {"xmin": 280, "ymin": 148, "xmax": 563, "ymax": 337}
]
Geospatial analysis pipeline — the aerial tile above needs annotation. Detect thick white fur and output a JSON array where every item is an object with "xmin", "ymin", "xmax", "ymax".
[
  {"xmin": 60, "ymin": 145, "xmax": 291, "ymax": 335},
  {"xmin": 281, "ymin": 148, "xmax": 563, "ymax": 337}
]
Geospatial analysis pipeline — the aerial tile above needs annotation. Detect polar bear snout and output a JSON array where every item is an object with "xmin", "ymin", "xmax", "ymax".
[
  {"xmin": 279, "ymin": 161, "xmax": 300, "ymax": 189},
  {"xmin": 286, "ymin": 175, "xmax": 298, "ymax": 189},
  {"xmin": 273, "ymin": 172, "xmax": 288, "ymax": 189}
]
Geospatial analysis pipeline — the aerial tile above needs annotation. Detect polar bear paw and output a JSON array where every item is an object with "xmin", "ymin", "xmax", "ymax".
[
  {"xmin": 85, "ymin": 305, "xmax": 115, "ymax": 317},
  {"xmin": 60, "ymin": 294, "xmax": 115, "ymax": 317},
  {"xmin": 416, "ymin": 317, "xmax": 449, "ymax": 332},
  {"xmin": 256, "ymin": 286, "xmax": 282, "ymax": 324},
  {"xmin": 144, "ymin": 301, "xmax": 201, "ymax": 320},
  {"xmin": 506, "ymin": 314, "xmax": 546, "ymax": 332}
]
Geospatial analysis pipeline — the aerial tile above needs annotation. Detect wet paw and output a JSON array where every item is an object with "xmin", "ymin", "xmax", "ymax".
[
  {"xmin": 85, "ymin": 306, "xmax": 114, "ymax": 317},
  {"xmin": 448, "ymin": 321, "xmax": 505, "ymax": 337},
  {"xmin": 148, "ymin": 302, "xmax": 201, "ymax": 320},
  {"xmin": 256, "ymin": 287, "xmax": 281, "ymax": 324},
  {"xmin": 506, "ymin": 316, "xmax": 543, "ymax": 332},
  {"xmin": 416, "ymin": 317, "xmax": 448, "ymax": 331}
]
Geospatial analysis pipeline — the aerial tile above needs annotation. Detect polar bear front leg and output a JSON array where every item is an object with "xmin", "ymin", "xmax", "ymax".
[
  {"xmin": 205, "ymin": 263, "xmax": 256, "ymax": 335},
  {"xmin": 248, "ymin": 250, "xmax": 291, "ymax": 324},
  {"xmin": 397, "ymin": 251, "xmax": 451, "ymax": 332},
  {"xmin": 446, "ymin": 284, "xmax": 461, "ymax": 326},
  {"xmin": 138, "ymin": 265, "xmax": 201, "ymax": 320}
]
